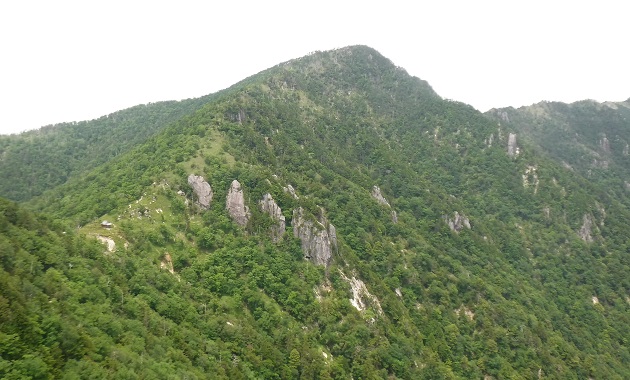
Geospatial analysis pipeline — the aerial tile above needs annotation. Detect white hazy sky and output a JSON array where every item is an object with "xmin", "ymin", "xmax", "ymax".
[{"xmin": 1, "ymin": 0, "xmax": 628, "ymax": 135}]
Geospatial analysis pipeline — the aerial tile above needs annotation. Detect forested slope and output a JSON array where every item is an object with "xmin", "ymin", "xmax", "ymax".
[
  {"xmin": 486, "ymin": 99, "xmax": 630, "ymax": 204},
  {"xmin": 2, "ymin": 46, "xmax": 629, "ymax": 379},
  {"xmin": 0, "ymin": 95, "xmax": 214, "ymax": 202}
]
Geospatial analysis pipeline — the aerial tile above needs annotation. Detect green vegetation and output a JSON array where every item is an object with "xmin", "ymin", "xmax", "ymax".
[
  {"xmin": 0, "ymin": 96, "xmax": 215, "ymax": 202},
  {"xmin": 1, "ymin": 46, "xmax": 629, "ymax": 378}
]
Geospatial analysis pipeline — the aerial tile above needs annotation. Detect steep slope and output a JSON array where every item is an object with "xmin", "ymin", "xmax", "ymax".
[
  {"xmin": 486, "ymin": 99, "xmax": 630, "ymax": 203},
  {"xmin": 3, "ymin": 46, "xmax": 630, "ymax": 379},
  {"xmin": 0, "ymin": 96, "xmax": 214, "ymax": 202}
]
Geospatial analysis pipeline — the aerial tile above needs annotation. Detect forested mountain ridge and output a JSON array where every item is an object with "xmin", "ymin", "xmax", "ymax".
[
  {"xmin": 485, "ymin": 99, "xmax": 630, "ymax": 204},
  {"xmin": 2, "ymin": 46, "xmax": 630, "ymax": 379},
  {"xmin": 0, "ymin": 95, "xmax": 215, "ymax": 202}
]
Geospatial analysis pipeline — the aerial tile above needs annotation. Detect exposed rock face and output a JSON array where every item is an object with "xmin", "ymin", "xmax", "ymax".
[
  {"xmin": 160, "ymin": 252, "xmax": 175, "ymax": 275},
  {"xmin": 499, "ymin": 111, "xmax": 510, "ymax": 123},
  {"xmin": 391, "ymin": 210, "xmax": 398, "ymax": 224},
  {"xmin": 226, "ymin": 180, "xmax": 250, "ymax": 227},
  {"xmin": 292, "ymin": 207, "xmax": 337, "ymax": 267},
  {"xmin": 599, "ymin": 134, "xmax": 610, "ymax": 153},
  {"xmin": 578, "ymin": 214, "xmax": 594, "ymax": 242},
  {"xmin": 445, "ymin": 211, "xmax": 471, "ymax": 233},
  {"xmin": 455, "ymin": 305, "xmax": 475, "ymax": 321},
  {"xmin": 371, "ymin": 185, "xmax": 391, "ymax": 207},
  {"xmin": 339, "ymin": 270, "xmax": 383, "ymax": 315},
  {"xmin": 523, "ymin": 165, "xmax": 539, "ymax": 194},
  {"xmin": 259, "ymin": 193, "xmax": 286, "ymax": 242},
  {"xmin": 595, "ymin": 202, "xmax": 606, "ymax": 226},
  {"xmin": 507, "ymin": 133, "xmax": 519, "ymax": 157},
  {"xmin": 485, "ymin": 133, "xmax": 494, "ymax": 148},
  {"xmin": 187, "ymin": 174, "xmax": 213, "ymax": 210},
  {"xmin": 283, "ymin": 184, "xmax": 299, "ymax": 199},
  {"xmin": 97, "ymin": 235, "xmax": 116, "ymax": 253}
]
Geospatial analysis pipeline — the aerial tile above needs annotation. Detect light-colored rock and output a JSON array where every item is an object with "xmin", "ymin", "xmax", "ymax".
[
  {"xmin": 292, "ymin": 207, "xmax": 336, "ymax": 266},
  {"xmin": 391, "ymin": 210, "xmax": 398, "ymax": 224},
  {"xmin": 339, "ymin": 270, "xmax": 383, "ymax": 315},
  {"xmin": 485, "ymin": 133, "xmax": 494, "ymax": 148},
  {"xmin": 599, "ymin": 134, "xmax": 610, "ymax": 153},
  {"xmin": 523, "ymin": 165, "xmax": 539, "ymax": 194},
  {"xmin": 283, "ymin": 184, "xmax": 299, "ymax": 199},
  {"xmin": 226, "ymin": 180, "xmax": 250, "ymax": 227},
  {"xmin": 595, "ymin": 202, "xmax": 606, "ymax": 226},
  {"xmin": 592, "ymin": 296, "xmax": 599, "ymax": 305},
  {"xmin": 499, "ymin": 111, "xmax": 510, "ymax": 123},
  {"xmin": 160, "ymin": 252, "xmax": 176, "ymax": 275},
  {"xmin": 97, "ymin": 235, "xmax": 116, "ymax": 252},
  {"xmin": 507, "ymin": 133, "xmax": 519, "ymax": 157},
  {"xmin": 187, "ymin": 174, "xmax": 213, "ymax": 210},
  {"xmin": 259, "ymin": 193, "xmax": 286, "ymax": 242},
  {"xmin": 455, "ymin": 305, "xmax": 475, "ymax": 321},
  {"xmin": 445, "ymin": 211, "xmax": 471, "ymax": 233},
  {"xmin": 371, "ymin": 185, "xmax": 391, "ymax": 207},
  {"xmin": 578, "ymin": 214, "xmax": 594, "ymax": 242}
]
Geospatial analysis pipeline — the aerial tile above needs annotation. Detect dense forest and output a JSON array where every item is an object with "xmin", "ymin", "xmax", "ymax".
[
  {"xmin": 1, "ymin": 46, "xmax": 629, "ymax": 379},
  {"xmin": 0, "ymin": 95, "xmax": 215, "ymax": 202}
]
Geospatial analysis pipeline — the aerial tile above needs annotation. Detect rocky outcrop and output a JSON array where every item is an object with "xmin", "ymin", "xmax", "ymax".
[
  {"xmin": 599, "ymin": 134, "xmax": 610, "ymax": 153},
  {"xmin": 523, "ymin": 165, "xmax": 539, "ymax": 194},
  {"xmin": 226, "ymin": 180, "xmax": 250, "ymax": 227},
  {"xmin": 283, "ymin": 184, "xmax": 299, "ymax": 199},
  {"xmin": 499, "ymin": 111, "xmax": 510, "ymax": 123},
  {"xmin": 96, "ymin": 235, "xmax": 116, "ymax": 253},
  {"xmin": 371, "ymin": 185, "xmax": 390, "ymax": 207},
  {"xmin": 260, "ymin": 193, "xmax": 286, "ymax": 242},
  {"xmin": 292, "ymin": 207, "xmax": 337, "ymax": 267},
  {"xmin": 455, "ymin": 305, "xmax": 475, "ymax": 321},
  {"xmin": 391, "ymin": 210, "xmax": 398, "ymax": 224},
  {"xmin": 160, "ymin": 252, "xmax": 176, "ymax": 275},
  {"xmin": 578, "ymin": 214, "xmax": 594, "ymax": 242},
  {"xmin": 507, "ymin": 133, "xmax": 519, "ymax": 157},
  {"xmin": 485, "ymin": 133, "xmax": 494, "ymax": 148},
  {"xmin": 339, "ymin": 270, "xmax": 383, "ymax": 315},
  {"xmin": 445, "ymin": 211, "xmax": 471, "ymax": 233},
  {"xmin": 187, "ymin": 174, "xmax": 213, "ymax": 210}
]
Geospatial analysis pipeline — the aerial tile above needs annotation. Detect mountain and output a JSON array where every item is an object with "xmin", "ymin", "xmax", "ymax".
[
  {"xmin": 486, "ymin": 99, "xmax": 630, "ymax": 204},
  {"xmin": 0, "ymin": 95, "xmax": 214, "ymax": 202},
  {"xmin": 2, "ymin": 46, "xmax": 630, "ymax": 379}
]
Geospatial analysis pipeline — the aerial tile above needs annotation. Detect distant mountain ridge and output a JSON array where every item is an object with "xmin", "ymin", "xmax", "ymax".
[
  {"xmin": 0, "ymin": 95, "xmax": 215, "ymax": 201},
  {"xmin": 486, "ymin": 98, "xmax": 630, "ymax": 204}
]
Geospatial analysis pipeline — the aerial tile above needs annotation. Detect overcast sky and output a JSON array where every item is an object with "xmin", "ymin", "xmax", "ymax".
[{"xmin": 1, "ymin": 0, "xmax": 628, "ymax": 135}]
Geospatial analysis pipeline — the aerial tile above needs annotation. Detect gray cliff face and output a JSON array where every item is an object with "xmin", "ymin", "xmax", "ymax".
[
  {"xmin": 371, "ymin": 185, "xmax": 391, "ymax": 207},
  {"xmin": 260, "ymin": 193, "xmax": 286, "ymax": 242},
  {"xmin": 283, "ymin": 184, "xmax": 299, "ymax": 199},
  {"xmin": 578, "ymin": 214, "xmax": 594, "ymax": 242},
  {"xmin": 507, "ymin": 133, "xmax": 519, "ymax": 157},
  {"xmin": 292, "ymin": 207, "xmax": 337, "ymax": 267},
  {"xmin": 445, "ymin": 211, "xmax": 471, "ymax": 233},
  {"xmin": 599, "ymin": 134, "xmax": 610, "ymax": 153},
  {"xmin": 226, "ymin": 180, "xmax": 250, "ymax": 227},
  {"xmin": 187, "ymin": 174, "xmax": 213, "ymax": 210}
]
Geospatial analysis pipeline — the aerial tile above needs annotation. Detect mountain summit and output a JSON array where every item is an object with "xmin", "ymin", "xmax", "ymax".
[{"xmin": 1, "ymin": 46, "xmax": 629, "ymax": 379}]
